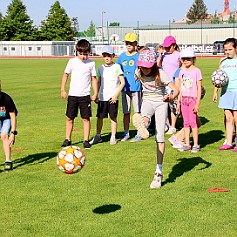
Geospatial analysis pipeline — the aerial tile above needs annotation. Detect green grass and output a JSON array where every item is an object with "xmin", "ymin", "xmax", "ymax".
[{"xmin": 0, "ymin": 57, "xmax": 236, "ymax": 237}]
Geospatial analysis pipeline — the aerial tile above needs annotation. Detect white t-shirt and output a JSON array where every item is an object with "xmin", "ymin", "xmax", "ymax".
[
  {"xmin": 64, "ymin": 57, "xmax": 96, "ymax": 96},
  {"xmin": 98, "ymin": 63, "xmax": 123, "ymax": 101}
]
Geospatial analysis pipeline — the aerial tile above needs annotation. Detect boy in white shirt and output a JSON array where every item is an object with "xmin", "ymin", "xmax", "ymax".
[
  {"xmin": 90, "ymin": 45, "xmax": 125, "ymax": 145},
  {"xmin": 61, "ymin": 39, "xmax": 98, "ymax": 149}
]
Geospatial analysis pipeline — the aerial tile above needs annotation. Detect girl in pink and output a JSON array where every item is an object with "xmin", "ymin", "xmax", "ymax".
[{"xmin": 176, "ymin": 47, "xmax": 202, "ymax": 153}]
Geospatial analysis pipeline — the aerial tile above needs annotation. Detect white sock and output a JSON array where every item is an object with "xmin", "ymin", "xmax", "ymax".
[{"xmin": 156, "ymin": 164, "xmax": 162, "ymax": 174}]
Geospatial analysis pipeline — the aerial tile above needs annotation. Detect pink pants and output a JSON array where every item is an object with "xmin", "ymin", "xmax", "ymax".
[{"xmin": 181, "ymin": 96, "xmax": 197, "ymax": 128}]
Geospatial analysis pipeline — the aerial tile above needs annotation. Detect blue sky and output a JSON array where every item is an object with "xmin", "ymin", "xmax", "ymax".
[{"xmin": 0, "ymin": 0, "xmax": 233, "ymax": 30}]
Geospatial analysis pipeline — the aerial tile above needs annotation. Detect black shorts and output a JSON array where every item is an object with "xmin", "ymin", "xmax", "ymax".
[
  {"xmin": 96, "ymin": 100, "xmax": 119, "ymax": 119},
  {"xmin": 66, "ymin": 95, "xmax": 92, "ymax": 119}
]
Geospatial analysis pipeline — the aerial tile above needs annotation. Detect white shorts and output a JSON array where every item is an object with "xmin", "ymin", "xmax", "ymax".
[{"xmin": 122, "ymin": 91, "xmax": 142, "ymax": 114}]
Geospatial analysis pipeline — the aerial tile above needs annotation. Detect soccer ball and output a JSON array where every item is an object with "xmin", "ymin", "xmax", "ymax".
[
  {"xmin": 57, "ymin": 146, "xmax": 86, "ymax": 174},
  {"xmin": 211, "ymin": 69, "xmax": 228, "ymax": 88}
]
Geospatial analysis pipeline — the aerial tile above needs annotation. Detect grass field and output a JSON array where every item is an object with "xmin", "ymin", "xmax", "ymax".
[{"xmin": 0, "ymin": 57, "xmax": 236, "ymax": 237}]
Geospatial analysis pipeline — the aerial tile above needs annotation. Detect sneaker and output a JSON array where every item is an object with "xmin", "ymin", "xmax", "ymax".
[
  {"xmin": 61, "ymin": 139, "xmax": 71, "ymax": 147},
  {"xmin": 168, "ymin": 135, "xmax": 177, "ymax": 145},
  {"xmin": 83, "ymin": 140, "xmax": 91, "ymax": 149},
  {"xmin": 110, "ymin": 136, "xmax": 117, "ymax": 145},
  {"xmin": 132, "ymin": 113, "xmax": 149, "ymax": 139},
  {"xmin": 150, "ymin": 172, "xmax": 163, "ymax": 189},
  {"xmin": 166, "ymin": 127, "xmax": 176, "ymax": 135},
  {"xmin": 173, "ymin": 141, "xmax": 184, "ymax": 149},
  {"xmin": 89, "ymin": 135, "xmax": 102, "ymax": 145},
  {"xmin": 218, "ymin": 144, "xmax": 233, "ymax": 150},
  {"xmin": 4, "ymin": 161, "xmax": 13, "ymax": 172},
  {"xmin": 191, "ymin": 145, "xmax": 200, "ymax": 153},
  {"xmin": 130, "ymin": 134, "xmax": 143, "ymax": 143},
  {"xmin": 233, "ymin": 146, "xmax": 237, "ymax": 152},
  {"xmin": 121, "ymin": 133, "xmax": 130, "ymax": 142},
  {"xmin": 178, "ymin": 144, "xmax": 191, "ymax": 152}
]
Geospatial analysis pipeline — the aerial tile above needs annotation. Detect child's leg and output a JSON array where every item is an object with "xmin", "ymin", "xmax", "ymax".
[
  {"xmin": 156, "ymin": 142, "xmax": 165, "ymax": 169},
  {"xmin": 1, "ymin": 133, "xmax": 11, "ymax": 161},
  {"xmin": 111, "ymin": 117, "xmax": 117, "ymax": 137},
  {"xmin": 96, "ymin": 118, "xmax": 103, "ymax": 135},
  {"xmin": 65, "ymin": 116, "xmax": 74, "ymax": 141},
  {"xmin": 82, "ymin": 118, "xmax": 90, "ymax": 141},
  {"xmin": 225, "ymin": 110, "xmax": 234, "ymax": 145}
]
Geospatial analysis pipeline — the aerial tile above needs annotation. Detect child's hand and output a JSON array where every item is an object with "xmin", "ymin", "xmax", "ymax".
[
  {"xmin": 213, "ymin": 92, "xmax": 218, "ymax": 103},
  {"xmin": 193, "ymin": 103, "xmax": 200, "ymax": 114},
  {"xmin": 91, "ymin": 94, "xmax": 98, "ymax": 102},
  {"xmin": 162, "ymin": 94, "xmax": 173, "ymax": 102},
  {"xmin": 61, "ymin": 91, "xmax": 67, "ymax": 99},
  {"xmin": 109, "ymin": 96, "xmax": 117, "ymax": 104},
  {"xmin": 9, "ymin": 134, "xmax": 15, "ymax": 147}
]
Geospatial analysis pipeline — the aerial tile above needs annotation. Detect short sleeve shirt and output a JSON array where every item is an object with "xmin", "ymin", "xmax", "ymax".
[{"xmin": 0, "ymin": 92, "xmax": 18, "ymax": 120}]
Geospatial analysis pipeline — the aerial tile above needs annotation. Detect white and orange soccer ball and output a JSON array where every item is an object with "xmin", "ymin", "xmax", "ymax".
[{"xmin": 57, "ymin": 146, "xmax": 86, "ymax": 174}]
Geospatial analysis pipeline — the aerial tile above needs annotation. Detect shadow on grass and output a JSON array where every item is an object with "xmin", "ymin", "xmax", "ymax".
[
  {"xmin": 12, "ymin": 152, "xmax": 57, "ymax": 170},
  {"xmin": 162, "ymin": 157, "xmax": 211, "ymax": 186},
  {"xmin": 93, "ymin": 204, "xmax": 121, "ymax": 214},
  {"xmin": 199, "ymin": 130, "xmax": 224, "ymax": 148}
]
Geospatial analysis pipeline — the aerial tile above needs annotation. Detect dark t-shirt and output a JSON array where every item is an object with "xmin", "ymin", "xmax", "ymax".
[{"xmin": 0, "ymin": 92, "xmax": 18, "ymax": 120}]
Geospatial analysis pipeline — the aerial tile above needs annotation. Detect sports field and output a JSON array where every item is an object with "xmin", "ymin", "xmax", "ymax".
[{"xmin": 0, "ymin": 57, "xmax": 236, "ymax": 237}]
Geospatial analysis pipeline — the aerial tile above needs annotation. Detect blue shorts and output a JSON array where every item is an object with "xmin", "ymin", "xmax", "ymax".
[
  {"xmin": 0, "ymin": 119, "xmax": 11, "ymax": 135},
  {"xmin": 219, "ymin": 91, "xmax": 237, "ymax": 110}
]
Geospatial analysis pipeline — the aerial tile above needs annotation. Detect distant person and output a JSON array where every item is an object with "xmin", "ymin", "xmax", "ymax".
[
  {"xmin": 117, "ymin": 32, "xmax": 142, "ymax": 142},
  {"xmin": 157, "ymin": 35, "xmax": 181, "ymax": 135},
  {"xmin": 61, "ymin": 39, "xmax": 98, "ymax": 149},
  {"xmin": 176, "ymin": 47, "xmax": 202, "ymax": 153},
  {"xmin": 133, "ymin": 48, "xmax": 179, "ymax": 188},
  {"xmin": 213, "ymin": 38, "xmax": 237, "ymax": 151},
  {"xmin": 0, "ymin": 82, "xmax": 18, "ymax": 172},
  {"xmin": 90, "ymin": 45, "xmax": 125, "ymax": 145}
]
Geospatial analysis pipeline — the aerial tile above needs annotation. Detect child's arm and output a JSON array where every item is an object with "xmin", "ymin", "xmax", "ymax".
[
  {"xmin": 110, "ymin": 75, "xmax": 125, "ymax": 103},
  {"xmin": 193, "ymin": 80, "xmax": 202, "ymax": 113},
  {"xmin": 91, "ymin": 76, "xmax": 98, "ymax": 102},
  {"xmin": 61, "ymin": 72, "xmax": 69, "ymax": 99},
  {"xmin": 9, "ymin": 112, "xmax": 17, "ymax": 146},
  {"xmin": 175, "ymin": 77, "xmax": 182, "ymax": 114},
  {"xmin": 213, "ymin": 86, "xmax": 218, "ymax": 103},
  {"xmin": 163, "ymin": 81, "xmax": 180, "ymax": 102}
]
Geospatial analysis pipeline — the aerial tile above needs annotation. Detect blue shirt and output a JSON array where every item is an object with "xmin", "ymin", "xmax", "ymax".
[{"xmin": 117, "ymin": 52, "xmax": 141, "ymax": 92}]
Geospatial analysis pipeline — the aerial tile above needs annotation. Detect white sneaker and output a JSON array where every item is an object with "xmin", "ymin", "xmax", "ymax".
[
  {"xmin": 121, "ymin": 133, "xmax": 130, "ymax": 142},
  {"xmin": 166, "ymin": 127, "xmax": 176, "ymax": 135},
  {"xmin": 89, "ymin": 135, "xmax": 102, "ymax": 145},
  {"xmin": 150, "ymin": 172, "xmax": 163, "ymax": 189},
  {"xmin": 132, "ymin": 113, "xmax": 149, "ymax": 139},
  {"xmin": 110, "ymin": 136, "xmax": 117, "ymax": 145}
]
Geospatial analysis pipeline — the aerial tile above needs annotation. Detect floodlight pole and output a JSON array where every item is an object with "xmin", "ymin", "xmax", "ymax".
[{"xmin": 102, "ymin": 11, "xmax": 106, "ymax": 44}]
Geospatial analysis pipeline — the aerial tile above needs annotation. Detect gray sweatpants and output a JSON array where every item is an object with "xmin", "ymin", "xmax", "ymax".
[{"xmin": 141, "ymin": 98, "xmax": 168, "ymax": 142}]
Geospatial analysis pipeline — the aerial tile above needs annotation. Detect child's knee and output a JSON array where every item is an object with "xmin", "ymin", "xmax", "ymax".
[{"xmin": 1, "ymin": 133, "xmax": 8, "ymax": 141}]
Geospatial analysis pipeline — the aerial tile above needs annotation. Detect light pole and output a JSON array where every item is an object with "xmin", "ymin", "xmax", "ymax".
[{"xmin": 102, "ymin": 11, "xmax": 106, "ymax": 44}]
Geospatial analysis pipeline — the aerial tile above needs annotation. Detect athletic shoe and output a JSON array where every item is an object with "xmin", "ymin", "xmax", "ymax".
[
  {"xmin": 89, "ymin": 135, "xmax": 102, "ymax": 145},
  {"xmin": 168, "ymin": 135, "xmax": 177, "ymax": 145},
  {"xmin": 130, "ymin": 134, "xmax": 143, "ymax": 143},
  {"xmin": 83, "ymin": 140, "xmax": 91, "ymax": 149},
  {"xmin": 166, "ymin": 127, "xmax": 176, "ymax": 135},
  {"xmin": 233, "ymin": 146, "xmax": 237, "ymax": 152},
  {"xmin": 218, "ymin": 144, "xmax": 233, "ymax": 150},
  {"xmin": 132, "ymin": 113, "xmax": 149, "ymax": 139},
  {"xmin": 191, "ymin": 145, "xmax": 200, "ymax": 153},
  {"xmin": 178, "ymin": 144, "xmax": 191, "ymax": 152},
  {"xmin": 4, "ymin": 161, "xmax": 13, "ymax": 172},
  {"xmin": 150, "ymin": 172, "xmax": 163, "ymax": 189},
  {"xmin": 121, "ymin": 133, "xmax": 130, "ymax": 142},
  {"xmin": 173, "ymin": 141, "xmax": 184, "ymax": 149},
  {"xmin": 61, "ymin": 139, "xmax": 71, "ymax": 147},
  {"xmin": 110, "ymin": 137, "xmax": 117, "ymax": 145}
]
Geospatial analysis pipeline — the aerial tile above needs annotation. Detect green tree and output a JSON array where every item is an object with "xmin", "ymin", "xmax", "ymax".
[
  {"xmin": 186, "ymin": 0, "xmax": 208, "ymax": 23},
  {"xmin": 109, "ymin": 22, "xmax": 120, "ymax": 26},
  {"xmin": 211, "ymin": 10, "xmax": 222, "ymax": 24},
  {"xmin": 0, "ymin": 0, "xmax": 39, "ymax": 41},
  {"xmin": 40, "ymin": 1, "xmax": 74, "ymax": 41},
  {"xmin": 228, "ymin": 13, "xmax": 236, "ymax": 24},
  {"xmin": 84, "ymin": 21, "xmax": 95, "ymax": 37}
]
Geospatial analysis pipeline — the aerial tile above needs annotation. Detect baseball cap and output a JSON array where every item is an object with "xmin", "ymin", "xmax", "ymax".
[
  {"xmin": 137, "ymin": 49, "xmax": 156, "ymax": 68},
  {"xmin": 161, "ymin": 36, "xmax": 176, "ymax": 47},
  {"xmin": 180, "ymin": 47, "xmax": 196, "ymax": 58},
  {"xmin": 124, "ymin": 32, "xmax": 137, "ymax": 42},
  {"xmin": 101, "ymin": 45, "xmax": 114, "ymax": 55}
]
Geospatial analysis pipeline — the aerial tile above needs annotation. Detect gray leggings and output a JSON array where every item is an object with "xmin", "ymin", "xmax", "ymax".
[{"xmin": 141, "ymin": 98, "xmax": 168, "ymax": 142}]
